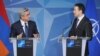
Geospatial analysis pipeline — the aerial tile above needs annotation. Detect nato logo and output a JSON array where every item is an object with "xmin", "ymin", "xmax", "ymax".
[
  {"xmin": 90, "ymin": 19, "xmax": 100, "ymax": 44},
  {"xmin": 67, "ymin": 40, "xmax": 75, "ymax": 48},
  {"xmin": 17, "ymin": 40, "xmax": 25, "ymax": 48}
]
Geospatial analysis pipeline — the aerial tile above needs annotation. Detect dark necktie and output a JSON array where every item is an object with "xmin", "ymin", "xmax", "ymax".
[{"xmin": 25, "ymin": 23, "xmax": 29, "ymax": 37}]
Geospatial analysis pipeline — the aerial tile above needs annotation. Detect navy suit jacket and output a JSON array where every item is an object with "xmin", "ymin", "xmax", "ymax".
[
  {"xmin": 10, "ymin": 20, "xmax": 38, "ymax": 38},
  {"xmin": 68, "ymin": 16, "xmax": 93, "ymax": 55}
]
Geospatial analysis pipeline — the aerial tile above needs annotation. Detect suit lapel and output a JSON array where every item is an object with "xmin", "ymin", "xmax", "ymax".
[
  {"xmin": 28, "ymin": 21, "xmax": 31, "ymax": 37},
  {"xmin": 76, "ymin": 16, "xmax": 85, "ymax": 30},
  {"xmin": 19, "ymin": 20, "xmax": 26, "ymax": 37}
]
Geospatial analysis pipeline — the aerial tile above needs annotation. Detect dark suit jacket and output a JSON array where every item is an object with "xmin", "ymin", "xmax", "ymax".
[
  {"xmin": 68, "ymin": 16, "xmax": 93, "ymax": 55},
  {"xmin": 10, "ymin": 20, "xmax": 39, "ymax": 38}
]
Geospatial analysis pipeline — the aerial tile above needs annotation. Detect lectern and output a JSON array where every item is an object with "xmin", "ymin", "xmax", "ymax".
[
  {"xmin": 62, "ymin": 37, "xmax": 90, "ymax": 56},
  {"xmin": 9, "ymin": 37, "xmax": 39, "ymax": 56}
]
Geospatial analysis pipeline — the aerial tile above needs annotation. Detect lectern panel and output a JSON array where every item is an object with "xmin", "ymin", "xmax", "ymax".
[
  {"xmin": 67, "ymin": 39, "xmax": 82, "ymax": 56},
  {"xmin": 17, "ymin": 40, "xmax": 33, "ymax": 56}
]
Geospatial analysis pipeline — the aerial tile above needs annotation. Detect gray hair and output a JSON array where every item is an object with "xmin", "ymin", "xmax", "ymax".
[{"xmin": 19, "ymin": 8, "xmax": 29, "ymax": 16}]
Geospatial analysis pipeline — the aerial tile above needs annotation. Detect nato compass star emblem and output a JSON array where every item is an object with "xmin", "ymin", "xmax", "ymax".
[{"xmin": 90, "ymin": 19, "xmax": 100, "ymax": 44}]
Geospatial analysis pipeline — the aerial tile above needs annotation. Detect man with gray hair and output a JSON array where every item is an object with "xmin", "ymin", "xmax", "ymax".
[{"xmin": 10, "ymin": 8, "xmax": 39, "ymax": 38}]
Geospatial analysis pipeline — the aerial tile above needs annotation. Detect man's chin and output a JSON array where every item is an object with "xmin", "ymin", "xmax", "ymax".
[
  {"xmin": 25, "ymin": 19, "xmax": 29, "ymax": 21},
  {"xmin": 74, "ymin": 15, "xmax": 78, "ymax": 18}
]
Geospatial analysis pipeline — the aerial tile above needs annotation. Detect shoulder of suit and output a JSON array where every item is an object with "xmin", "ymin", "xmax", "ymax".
[
  {"xmin": 84, "ymin": 16, "xmax": 92, "ymax": 24},
  {"xmin": 11, "ymin": 20, "xmax": 20, "ymax": 26},
  {"xmin": 28, "ymin": 20, "xmax": 36, "ymax": 24}
]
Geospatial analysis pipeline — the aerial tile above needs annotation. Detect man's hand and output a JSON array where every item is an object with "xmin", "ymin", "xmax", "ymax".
[
  {"xmin": 70, "ymin": 36, "xmax": 77, "ymax": 39},
  {"xmin": 33, "ymin": 34, "xmax": 39, "ymax": 38},
  {"xmin": 17, "ymin": 33, "xmax": 23, "ymax": 39}
]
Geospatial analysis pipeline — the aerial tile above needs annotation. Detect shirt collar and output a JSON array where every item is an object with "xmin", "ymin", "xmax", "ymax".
[
  {"xmin": 20, "ymin": 19, "xmax": 28, "ymax": 27},
  {"xmin": 77, "ymin": 14, "xmax": 85, "ymax": 21}
]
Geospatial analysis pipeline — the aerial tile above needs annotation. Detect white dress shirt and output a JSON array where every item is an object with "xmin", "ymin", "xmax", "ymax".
[
  {"xmin": 20, "ymin": 19, "xmax": 28, "ymax": 33},
  {"xmin": 76, "ymin": 14, "xmax": 85, "ymax": 27}
]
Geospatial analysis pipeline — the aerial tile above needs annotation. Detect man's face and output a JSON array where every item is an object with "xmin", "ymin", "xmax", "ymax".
[
  {"xmin": 21, "ymin": 11, "xmax": 30, "ymax": 21},
  {"xmin": 73, "ymin": 6, "xmax": 82, "ymax": 17}
]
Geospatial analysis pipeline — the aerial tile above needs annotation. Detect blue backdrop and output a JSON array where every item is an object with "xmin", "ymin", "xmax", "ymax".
[{"xmin": 3, "ymin": 0, "xmax": 100, "ymax": 56}]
